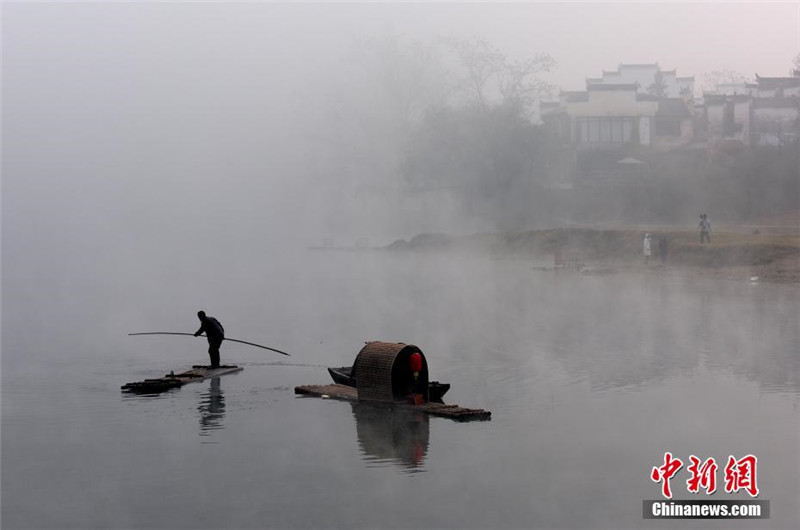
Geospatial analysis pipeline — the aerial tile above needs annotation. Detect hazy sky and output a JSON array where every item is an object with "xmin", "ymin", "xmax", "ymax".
[
  {"xmin": 309, "ymin": 1, "xmax": 800, "ymax": 88},
  {"xmin": 4, "ymin": 2, "xmax": 799, "ymax": 94},
  {"xmin": 342, "ymin": 1, "xmax": 781, "ymax": 87},
  {"xmin": 3, "ymin": 1, "xmax": 799, "ymax": 260}
]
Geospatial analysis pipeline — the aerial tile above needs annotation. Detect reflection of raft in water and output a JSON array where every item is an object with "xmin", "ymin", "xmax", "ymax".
[
  {"xmin": 296, "ymin": 341, "xmax": 490, "ymax": 422},
  {"xmin": 121, "ymin": 365, "xmax": 243, "ymax": 394},
  {"xmin": 352, "ymin": 403, "xmax": 429, "ymax": 470}
]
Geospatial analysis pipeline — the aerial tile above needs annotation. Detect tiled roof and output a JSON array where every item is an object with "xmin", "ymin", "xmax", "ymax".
[
  {"xmin": 755, "ymin": 76, "xmax": 800, "ymax": 89},
  {"xmin": 618, "ymin": 63, "xmax": 659, "ymax": 69},
  {"xmin": 588, "ymin": 83, "xmax": 639, "ymax": 91}
]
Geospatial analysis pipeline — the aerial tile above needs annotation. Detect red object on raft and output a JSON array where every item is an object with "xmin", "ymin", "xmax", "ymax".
[{"xmin": 409, "ymin": 352, "xmax": 423, "ymax": 373}]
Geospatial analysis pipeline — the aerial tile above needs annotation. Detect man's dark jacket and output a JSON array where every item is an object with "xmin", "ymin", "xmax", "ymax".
[{"xmin": 196, "ymin": 316, "xmax": 225, "ymax": 343}]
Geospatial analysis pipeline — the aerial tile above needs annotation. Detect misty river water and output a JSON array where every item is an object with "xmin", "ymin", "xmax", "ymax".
[{"xmin": 2, "ymin": 250, "xmax": 799, "ymax": 529}]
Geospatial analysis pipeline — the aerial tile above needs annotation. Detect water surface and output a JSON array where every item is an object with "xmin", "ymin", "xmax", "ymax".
[{"xmin": 3, "ymin": 252, "xmax": 799, "ymax": 529}]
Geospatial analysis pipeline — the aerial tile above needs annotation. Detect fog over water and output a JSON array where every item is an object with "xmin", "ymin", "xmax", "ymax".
[
  {"xmin": 3, "ymin": 3, "xmax": 799, "ymax": 530},
  {"xmin": 3, "ymin": 252, "xmax": 799, "ymax": 529}
]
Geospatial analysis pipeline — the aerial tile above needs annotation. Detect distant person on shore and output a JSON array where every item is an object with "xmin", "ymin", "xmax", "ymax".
[
  {"xmin": 658, "ymin": 236, "xmax": 669, "ymax": 264},
  {"xmin": 643, "ymin": 233, "xmax": 651, "ymax": 265},
  {"xmin": 698, "ymin": 214, "xmax": 712, "ymax": 244},
  {"xmin": 194, "ymin": 311, "xmax": 225, "ymax": 368}
]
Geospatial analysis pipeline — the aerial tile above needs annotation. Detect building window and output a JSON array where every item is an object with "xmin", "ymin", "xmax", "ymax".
[
  {"xmin": 576, "ymin": 117, "xmax": 635, "ymax": 144},
  {"xmin": 611, "ymin": 119, "xmax": 623, "ymax": 142},
  {"xmin": 655, "ymin": 119, "xmax": 681, "ymax": 136}
]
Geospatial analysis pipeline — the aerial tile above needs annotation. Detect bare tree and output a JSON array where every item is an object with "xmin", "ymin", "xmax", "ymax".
[
  {"xmin": 647, "ymin": 70, "xmax": 668, "ymax": 98},
  {"xmin": 703, "ymin": 68, "xmax": 749, "ymax": 92},
  {"xmin": 441, "ymin": 36, "xmax": 554, "ymax": 116},
  {"xmin": 498, "ymin": 55, "xmax": 556, "ymax": 112},
  {"xmin": 443, "ymin": 37, "xmax": 505, "ymax": 112}
]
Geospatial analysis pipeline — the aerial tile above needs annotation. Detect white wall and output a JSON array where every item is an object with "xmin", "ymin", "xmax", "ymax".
[{"xmin": 639, "ymin": 116, "xmax": 651, "ymax": 145}]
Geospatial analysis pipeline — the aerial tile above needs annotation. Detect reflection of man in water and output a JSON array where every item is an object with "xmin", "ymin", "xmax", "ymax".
[
  {"xmin": 199, "ymin": 377, "xmax": 226, "ymax": 434},
  {"xmin": 698, "ymin": 214, "xmax": 712, "ymax": 244},
  {"xmin": 194, "ymin": 311, "xmax": 224, "ymax": 368}
]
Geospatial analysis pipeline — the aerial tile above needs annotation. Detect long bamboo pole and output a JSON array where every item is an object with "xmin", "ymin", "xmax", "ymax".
[{"xmin": 128, "ymin": 332, "xmax": 291, "ymax": 356}]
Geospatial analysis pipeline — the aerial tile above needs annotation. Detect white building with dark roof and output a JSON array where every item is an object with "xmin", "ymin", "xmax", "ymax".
[
  {"xmin": 755, "ymin": 75, "xmax": 800, "ymax": 98},
  {"xmin": 697, "ymin": 75, "xmax": 800, "ymax": 147},
  {"xmin": 585, "ymin": 63, "xmax": 694, "ymax": 98},
  {"xmin": 539, "ymin": 65, "xmax": 696, "ymax": 187},
  {"xmin": 541, "ymin": 74, "xmax": 694, "ymax": 153},
  {"xmin": 540, "ymin": 63, "xmax": 799, "ymax": 187}
]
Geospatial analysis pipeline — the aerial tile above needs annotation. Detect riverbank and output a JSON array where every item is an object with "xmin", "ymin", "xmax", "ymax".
[{"xmin": 386, "ymin": 228, "xmax": 800, "ymax": 284}]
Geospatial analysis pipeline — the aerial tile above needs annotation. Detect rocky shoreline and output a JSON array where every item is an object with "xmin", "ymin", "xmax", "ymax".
[{"xmin": 386, "ymin": 228, "xmax": 800, "ymax": 284}]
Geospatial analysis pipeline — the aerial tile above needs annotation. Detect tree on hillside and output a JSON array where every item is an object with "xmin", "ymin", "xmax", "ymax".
[
  {"xmin": 403, "ymin": 103, "xmax": 543, "ymax": 191},
  {"xmin": 300, "ymin": 33, "xmax": 555, "ymax": 230},
  {"xmin": 791, "ymin": 53, "xmax": 800, "ymax": 77},
  {"xmin": 402, "ymin": 39, "xmax": 555, "ymax": 227}
]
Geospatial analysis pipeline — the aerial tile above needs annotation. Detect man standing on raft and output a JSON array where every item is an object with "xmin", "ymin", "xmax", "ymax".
[{"xmin": 194, "ymin": 311, "xmax": 225, "ymax": 368}]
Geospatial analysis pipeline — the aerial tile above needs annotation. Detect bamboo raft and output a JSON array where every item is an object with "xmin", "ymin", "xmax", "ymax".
[
  {"xmin": 295, "ymin": 384, "xmax": 491, "ymax": 422},
  {"xmin": 122, "ymin": 365, "xmax": 243, "ymax": 394}
]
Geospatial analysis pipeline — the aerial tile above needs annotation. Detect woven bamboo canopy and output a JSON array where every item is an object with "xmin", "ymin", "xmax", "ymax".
[{"xmin": 354, "ymin": 341, "xmax": 430, "ymax": 402}]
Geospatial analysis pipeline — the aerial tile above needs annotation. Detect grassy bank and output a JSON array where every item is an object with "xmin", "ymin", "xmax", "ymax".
[{"xmin": 386, "ymin": 228, "xmax": 800, "ymax": 283}]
